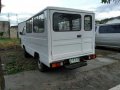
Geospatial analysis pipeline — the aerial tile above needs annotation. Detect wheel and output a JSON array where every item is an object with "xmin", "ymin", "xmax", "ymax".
[
  {"xmin": 38, "ymin": 60, "xmax": 48, "ymax": 72},
  {"xmin": 24, "ymin": 48, "xmax": 31, "ymax": 58}
]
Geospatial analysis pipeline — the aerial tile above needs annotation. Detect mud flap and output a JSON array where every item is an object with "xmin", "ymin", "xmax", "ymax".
[{"xmin": 65, "ymin": 62, "xmax": 87, "ymax": 70}]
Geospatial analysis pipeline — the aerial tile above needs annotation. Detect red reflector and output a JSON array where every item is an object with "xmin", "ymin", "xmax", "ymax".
[
  {"xmin": 90, "ymin": 54, "xmax": 96, "ymax": 59},
  {"xmin": 51, "ymin": 63, "xmax": 61, "ymax": 68},
  {"xmin": 88, "ymin": 56, "xmax": 91, "ymax": 60}
]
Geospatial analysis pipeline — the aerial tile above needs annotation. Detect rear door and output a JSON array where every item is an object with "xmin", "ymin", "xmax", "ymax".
[
  {"xmin": 82, "ymin": 14, "xmax": 95, "ymax": 53},
  {"xmin": 50, "ymin": 10, "xmax": 94, "ymax": 61}
]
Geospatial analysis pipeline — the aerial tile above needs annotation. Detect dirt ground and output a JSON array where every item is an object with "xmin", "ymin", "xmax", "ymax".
[{"xmin": 1, "ymin": 47, "xmax": 120, "ymax": 90}]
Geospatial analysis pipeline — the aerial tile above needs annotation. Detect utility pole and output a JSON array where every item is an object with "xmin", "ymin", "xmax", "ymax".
[
  {"xmin": 0, "ymin": 0, "xmax": 1, "ymax": 12},
  {"xmin": 7, "ymin": 13, "xmax": 10, "ymax": 38},
  {"xmin": 16, "ymin": 14, "xmax": 19, "ymax": 38},
  {"xmin": 16, "ymin": 14, "xmax": 18, "ymax": 24}
]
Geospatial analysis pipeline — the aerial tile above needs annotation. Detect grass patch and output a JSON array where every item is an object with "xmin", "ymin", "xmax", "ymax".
[
  {"xmin": 5, "ymin": 60, "xmax": 23, "ymax": 74},
  {"xmin": 0, "ymin": 38, "xmax": 20, "ymax": 49},
  {"xmin": 0, "ymin": 38, "xmax": 38, "ymax": 74},
  {"xmin": 1, "ymin": 49, "xmax": 38, "ymax": 75},
  {"xmin": 0, "ymin": 38, "xmax": 19, "ymax": 43},
  {"xmin": 5, "ymin": 59, "xmax": 37, "ymax": 75}
]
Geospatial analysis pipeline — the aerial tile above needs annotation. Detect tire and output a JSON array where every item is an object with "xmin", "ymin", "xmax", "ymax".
[
  {"xmin": 38, "ymin": 60, "xmax": 48, "ymax": 72},
  {"xmin": 24, "ymin": 48, "xmax": 31, "ymax": 58}
]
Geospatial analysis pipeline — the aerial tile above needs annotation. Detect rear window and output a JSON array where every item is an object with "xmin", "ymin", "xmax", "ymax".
[
  {"xmin": 53, "ymin": 12, "xmax": 81, "ymax": 32},
  {"xmin": 99, "ymin": 24, "xmax": 120, "ymax": 33}
]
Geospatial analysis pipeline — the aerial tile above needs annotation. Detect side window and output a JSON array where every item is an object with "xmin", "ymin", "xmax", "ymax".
[
  {"xmin": 111, "ymin": 25, "xmax": 120, "ymax": 33},
  {"xmin": 33, "ymin": 13, "xmax": 44, "ymax": 33},
  {"xmin": 84, "ymin": 15, "xmax": 92, "ymax": 31},
  {"xmin": 99, "ymin": 26, "xmax": 107, "ymax": 33},
  {"xmin": 53, "ymin": 12, "xmax": 81, "ymax": 31},
  {"xmin": 99, "ymin": 25, "xmax": 120, "ymax": 33},
  {"xmin": 22, "ymin": 26, "xmax": 26, "ymax": 35},
  {"xmin": 33, "ymin": 16, "xmax": 39, "ymax": 32},
  {"xmin": 26, "ymin": 21, "xmax": 29, "ymax": 33},
  {"xmin": 26, "ymin": 19, "xmax": 32, "ymax": 33}
]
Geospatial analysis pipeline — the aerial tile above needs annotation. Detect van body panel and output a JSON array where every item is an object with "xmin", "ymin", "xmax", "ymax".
[{"xmin": 49, "ymin": 10, "xmax": 95, "ymax": 63}]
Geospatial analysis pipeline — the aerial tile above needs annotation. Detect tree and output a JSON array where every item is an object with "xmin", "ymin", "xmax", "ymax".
[{"xmin": 102, "ymin": 0, "xmax": 120, "ymax": 3}]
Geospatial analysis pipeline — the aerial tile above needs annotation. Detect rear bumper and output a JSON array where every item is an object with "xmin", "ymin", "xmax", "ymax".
[
  {"xmin": 50, "ymin": 54, "xmax": 96, "ymax": 69},
  {"xmin": 64, "ymin": 61, "xmax": 87, "ymax": 69}
]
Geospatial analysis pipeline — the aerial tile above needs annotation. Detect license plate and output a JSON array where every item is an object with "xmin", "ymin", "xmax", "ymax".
[{"xmin": 69, "ymin": 58, "xmax": 80, "ymax": 64}]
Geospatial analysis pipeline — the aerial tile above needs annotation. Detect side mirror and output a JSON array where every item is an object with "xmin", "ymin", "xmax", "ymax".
[{"xmin": 19, "ymin": 32, "xmax": 23, "ymax": 35}]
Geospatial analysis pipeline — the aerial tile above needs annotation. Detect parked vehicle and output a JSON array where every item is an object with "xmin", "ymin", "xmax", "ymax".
[
  {"xmin": 95, "ymin": 23, "xmax": 120, "ymax": 48},
  {"xmin": 18, "ymin": 7, "xmax": 96, "ymax": 72}
]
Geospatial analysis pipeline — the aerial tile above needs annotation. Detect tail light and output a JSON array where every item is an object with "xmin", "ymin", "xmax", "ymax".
[
  {"xmin": 51, "ymin": 62, "xmax": 63, "ymax": 68},
  {"xmin": 90, "ymin": 54, "xmax": 96, "ymax": 59}
]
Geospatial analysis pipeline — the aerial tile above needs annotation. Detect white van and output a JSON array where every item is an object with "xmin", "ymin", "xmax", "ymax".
[
  {"xmin": 18, "ymin": 7, "xmax": 96, "ymax": 72},
  {"xmin": 95, "ymin": 23, "xmax": 120, "ymax": 48}
]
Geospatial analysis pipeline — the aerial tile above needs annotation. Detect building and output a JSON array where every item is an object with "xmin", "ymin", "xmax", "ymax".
[
  {"xmin": 0, "ymin": 21, "xmax": 10, "ymax": 38},
  {"xmin": 100, "ymin": 16, "xmax": 120, "ymax": 24},
  {"xmin": 106, "ymin": 18, "xmax": 120, "ymax": 24},
  {"xmin": 10, "ymin": 26, "xmax": 18, "ymax": 38}
]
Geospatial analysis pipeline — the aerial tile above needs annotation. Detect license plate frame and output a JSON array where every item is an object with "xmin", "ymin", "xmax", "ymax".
[{"xmin": 69, "ymin": 58, "xmax": 80, "ymax": 64}]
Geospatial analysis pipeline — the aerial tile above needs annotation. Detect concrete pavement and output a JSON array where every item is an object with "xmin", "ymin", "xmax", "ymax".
[{"xmin": 5, "ymin": 57, "xmax": 118, "ymax": 90}]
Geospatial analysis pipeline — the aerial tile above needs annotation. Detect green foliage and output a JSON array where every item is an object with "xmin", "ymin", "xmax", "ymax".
[
  {"xmin": 0, "ymin": 38, "xmax": 37, "ymax": 75},
  {"xmin": 102, "ymin": 0, "xmax": 110, "ymax": 3},
  {"xmin": 5, "ymin": 60, "xmax": 22, "ymax": 74},
  {"xmin": 101, "ymin": 0, "xmax": 120, "ymax": 3},
  {"xmin": 0, "ymin": 38, "xmax": 18, "ymax": 43},
  {"xmin": 0, "ymin": 38, "xmax": 20, "ymax": 49},
  {"xmin": 5, "ymin": 57, "xmax": 37, "ymax": 75}
]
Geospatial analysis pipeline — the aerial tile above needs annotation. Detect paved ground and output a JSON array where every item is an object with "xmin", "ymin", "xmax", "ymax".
[
  {"xmin": 5, "ymin": 57, "xmax": 119, "ymax": 90},
  {"xmin": 3, "ymin": 48, "xmax": 120, "ymax": 90},
  {"xmin": 109, "ymin": 84, "xmax": 120, "ymax": 90}
]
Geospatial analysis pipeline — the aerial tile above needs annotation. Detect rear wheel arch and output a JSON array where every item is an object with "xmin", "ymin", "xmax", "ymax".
[
  {"xmin": 34, "ymin": 52, "xmax": 40, "ymax": 59},
  {"xmin": 23, "ymin": 45, "xmax": 25, "ymax": 49},
  {"xmin": 23, "ymin": 45, "xmax": 31, "ymax": 58},
  {"xmin": 34, "ymin": 52, "xmax": 48, "ymax": 72}
]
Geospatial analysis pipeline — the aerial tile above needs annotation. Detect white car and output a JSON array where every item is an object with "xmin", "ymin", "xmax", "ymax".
[{"xmin": 95, "ymin": 23, "xmax": 120, "ymax": 48}]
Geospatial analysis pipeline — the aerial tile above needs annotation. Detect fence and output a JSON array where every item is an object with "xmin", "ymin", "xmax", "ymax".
[{"xmin": 0, "ymin": 57, "xmax": 5, "ymax": 90}]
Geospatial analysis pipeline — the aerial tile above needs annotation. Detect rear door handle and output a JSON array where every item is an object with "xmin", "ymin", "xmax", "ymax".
[{"xmin": 77, "ymin": 35, "xmax": 81, "ymax": 38}]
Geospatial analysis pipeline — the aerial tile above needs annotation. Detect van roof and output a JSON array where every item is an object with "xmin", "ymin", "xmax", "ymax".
[
  {"xmin": 19, "ymin": 6, "xmax": 94, "ymax": 24},
  {"xmin": 45, "ymin": 6, "xmax": 94, "ymax": 13},
  {"xmin": 33, "ymin": 6, "xmax": 94, "ymax": 18}
]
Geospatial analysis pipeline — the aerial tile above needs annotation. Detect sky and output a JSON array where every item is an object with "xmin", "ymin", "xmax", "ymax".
[{"xmin": 0, "ymin": 0, "xmax": 120, "ymax": 26}]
